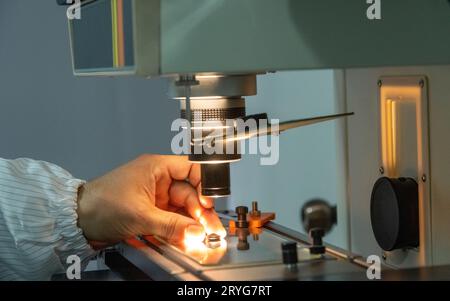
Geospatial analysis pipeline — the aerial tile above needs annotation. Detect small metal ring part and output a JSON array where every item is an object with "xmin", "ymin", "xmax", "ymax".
[{"xmin": 205, "ymin": 233, "xmax": 221, "ymax": 249}]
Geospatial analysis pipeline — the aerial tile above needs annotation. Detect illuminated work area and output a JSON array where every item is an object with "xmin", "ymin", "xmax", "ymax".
[{"xmin": 1, "ymin": 0, "xmax": 450, "ymax": 284}]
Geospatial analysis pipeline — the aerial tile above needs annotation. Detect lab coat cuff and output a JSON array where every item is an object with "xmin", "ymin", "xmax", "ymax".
[{"xmin": 52, "ymin": 178, "xmax": 98, "ymax": 269}]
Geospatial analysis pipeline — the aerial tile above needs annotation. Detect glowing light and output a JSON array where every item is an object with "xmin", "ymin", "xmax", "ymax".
[
  {"xmin": 184, "ymin": 225, "xmax": 206, "ymax": 247},
  {"xmin": 208, "ymin": 194, "xmax": 230, "ymax": 199},
  {"xmin": 184, "ymin": 238, "xmax": 228, "ymax": 265},
  {"xmin": 184, "ymin": 231, "xmax": 205, "ymax": 247},
  {"xmin": 380, "ymin": 85, "xmax": 421, "ymax": 177},
  {"xmin": 215, "ymin": 228, "xmax": 228, "ymax": 239},
  {"xmin": 199, "ymin": 216, "xmax": 207, "ymax": 227},
  {"xmin": 194, "ymin": 215, "xmax": 226, "ymax": 239}
]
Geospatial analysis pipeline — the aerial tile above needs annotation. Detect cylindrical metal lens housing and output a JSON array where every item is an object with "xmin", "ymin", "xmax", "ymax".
[
  {"xmin": 180, "ymin": 97, "xmax": 245, "ymax": 163},
  {"xmin": 200, "ymin": 163, "xmax": 231, "ymax": 197},
  {"xmin": 171, "ymin": 74, "xmax": 257, "ymax": 197}
]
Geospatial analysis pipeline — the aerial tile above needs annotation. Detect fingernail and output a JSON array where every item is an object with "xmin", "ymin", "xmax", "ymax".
[
  {"xmin": 199, "ymin": 196, "xmax": 212, "ymax": 208},
  {"xmin": 199, "ymin": 197, "xmax": 208, "ymax": 207}
]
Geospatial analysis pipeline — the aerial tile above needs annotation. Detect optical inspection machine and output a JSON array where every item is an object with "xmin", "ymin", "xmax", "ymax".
[{"xmin": 57, "ymin": 0, "xmax": 450, "ymax": 280}]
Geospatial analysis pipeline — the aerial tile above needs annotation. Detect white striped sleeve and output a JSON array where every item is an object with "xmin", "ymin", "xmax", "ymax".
[{"xmin": 0, "ymin": 158, "xmax": 97, "ymax": 280}]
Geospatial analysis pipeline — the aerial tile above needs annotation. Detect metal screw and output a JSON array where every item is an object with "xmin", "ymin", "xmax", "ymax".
[
  {"xmin": 235, "ymin": 206, "xmax": 249, "ymax": 228},
  {"xmin": 251, "ymin": 201, "xmax": 261, "ymax": 217},
  {"xmin": 419, "ymin": 79, "xmax": 425, "ymax": 88},
  {"xmin": 378, "ymin": 80, "xmax": 383, "ymax": 87},
  {"xmin": 379, "ymin": 167, "xmax": 384, "ymax": 174},
  {"xmin": 422, "ymin": 174, "xmax": 427, "ymax": 182}
]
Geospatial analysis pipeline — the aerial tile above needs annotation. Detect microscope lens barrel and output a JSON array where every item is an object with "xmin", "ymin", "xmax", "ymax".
[
  {"xmin": 200, "ymin": 163, "xmax": 230, "ymax": 197},
  {"xmin": 172, "ymin": 75, "xmax": 257, "ymax": 198}
]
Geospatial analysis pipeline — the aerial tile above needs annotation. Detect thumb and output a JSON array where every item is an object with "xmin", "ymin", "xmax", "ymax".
[{"xmin": 144, "ymin": 207, "xmax": 205, "ymax": 242}]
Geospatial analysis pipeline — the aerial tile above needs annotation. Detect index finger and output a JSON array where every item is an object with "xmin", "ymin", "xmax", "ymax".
[
  {"xmin": 152, "ymin": 155, "xmax": 214, "ymax": 208},
  {"xmin": 169, "ymin": 181, "xmax": 226, "ymax": 237},
  {"xmin": 150, "ymin": 155, "xmax": 193, "ymax": 181}
]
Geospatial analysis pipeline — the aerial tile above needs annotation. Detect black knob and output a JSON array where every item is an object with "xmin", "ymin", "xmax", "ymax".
[
  {"xmin": 235, "ymin": 206, "xmax": 249, "ymax": 228},
  {"xmin": 309, "ymin": 228, "xmax": 326, "ymax": 255},
  {"xmin": 301, "ymin": 199, "xmax": 337, "ymax": 234},
  {"xmin": 281, "ymin": 242, "xmax": 298, "ymax": 265},
  {"xmin": 371, "ymin": 177, "xmax": 419, "ymax": 251}
]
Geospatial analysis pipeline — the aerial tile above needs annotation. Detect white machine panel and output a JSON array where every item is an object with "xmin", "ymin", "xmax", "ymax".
[{"xmin": 346, "ymin": 66, "xmax": 450, "ymax": 267}]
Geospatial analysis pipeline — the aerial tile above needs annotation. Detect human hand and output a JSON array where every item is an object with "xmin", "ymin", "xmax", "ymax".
[{"xmin": 76, "ymin": 155, "xmax": 226, "ymax": 246}]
